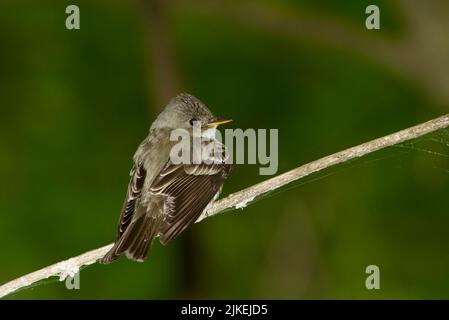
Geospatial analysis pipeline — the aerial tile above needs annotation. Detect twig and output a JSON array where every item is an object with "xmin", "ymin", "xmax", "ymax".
[{"xmin": 1, "ymin": 114, "xmax": 449, "ymax": 298}]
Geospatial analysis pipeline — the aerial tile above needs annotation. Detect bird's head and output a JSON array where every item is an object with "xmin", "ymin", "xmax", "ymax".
[{"xmin": 151, "ymin": 93, "xmax": 232, "ymax": 131}]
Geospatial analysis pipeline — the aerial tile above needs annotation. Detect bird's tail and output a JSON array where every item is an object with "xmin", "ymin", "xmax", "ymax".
[{"xmin": 99, "ymin": 214, "xmax": 163, "ymax": 264}]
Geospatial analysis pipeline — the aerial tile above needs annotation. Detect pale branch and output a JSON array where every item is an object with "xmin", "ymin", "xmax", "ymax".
[{"xmin": 1, "ymin": 114, "xmax": 449, "ymax": 298}]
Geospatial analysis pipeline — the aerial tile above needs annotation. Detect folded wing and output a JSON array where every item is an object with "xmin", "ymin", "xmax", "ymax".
[{"xmin": 151, "ymin": 160, "xmax": 232, "ymax": 245}]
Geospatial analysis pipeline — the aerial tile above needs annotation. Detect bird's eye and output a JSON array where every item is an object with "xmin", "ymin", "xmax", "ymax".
[{"xmin": 189, "ymin": 118, "xmax": 199, "ymax": 126}]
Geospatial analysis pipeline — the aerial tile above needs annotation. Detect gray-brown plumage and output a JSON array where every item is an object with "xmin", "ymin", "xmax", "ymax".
[{"xmin": 100, "ymin": 93, "xmax": 232, "ymax": 263}]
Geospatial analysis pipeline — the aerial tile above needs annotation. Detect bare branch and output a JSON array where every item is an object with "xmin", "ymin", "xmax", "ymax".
[
  {"xmin": 0, "ymin": 245, "xmax": 113, "ymax": 298},
  {"xmin": 1, "ymin": 114, "xmax": 449, "ymax": 298}
]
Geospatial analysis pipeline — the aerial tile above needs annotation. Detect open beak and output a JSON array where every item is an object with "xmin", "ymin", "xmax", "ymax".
[{"xmin": 207, "ymin": 117, "xmax": 233, "ymax": 127}]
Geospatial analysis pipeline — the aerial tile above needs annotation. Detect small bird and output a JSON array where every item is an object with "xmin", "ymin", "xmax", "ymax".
[{"xmin": 100, "ymin": 93, "xmax": 232, "ymax": 263}]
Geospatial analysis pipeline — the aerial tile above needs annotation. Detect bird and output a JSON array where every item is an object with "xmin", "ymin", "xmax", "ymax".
[{"xmin": 100, "ymin": 93, "xmax": 232, "ymax": 264}]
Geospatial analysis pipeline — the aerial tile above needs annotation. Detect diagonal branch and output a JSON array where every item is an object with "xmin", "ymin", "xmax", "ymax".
[{"xmin": 1, "ymin": 114, "xmax": 449, "ymax": 298}]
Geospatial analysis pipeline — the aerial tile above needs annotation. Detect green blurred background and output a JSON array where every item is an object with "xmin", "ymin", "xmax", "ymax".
[{"xmin": 1, "ymin": 0, "xmax": 449, "ymax": 299}]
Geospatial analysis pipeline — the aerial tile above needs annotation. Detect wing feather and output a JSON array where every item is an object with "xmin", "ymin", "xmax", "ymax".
[
  {"xmin": 150, "ymin": 159, "xmax": 231, "ymax": 245},
  {"xmin": 116, "ymin": 162, "xmax": 146, "ymax": 240}
]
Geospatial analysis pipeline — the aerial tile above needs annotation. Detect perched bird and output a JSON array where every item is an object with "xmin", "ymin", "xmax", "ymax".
[{"xmin": 100, "ymin": 93, "xmax": 232, "ymax": 263}]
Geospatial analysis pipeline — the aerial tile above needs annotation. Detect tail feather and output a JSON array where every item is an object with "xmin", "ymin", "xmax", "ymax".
[
  {"xmin": 125, "ymin": 216, "xmax": 163, "ymax": 262},
  {"xmin": 99, "ymin": 215, "xmax": 163, "ymax": 264}
]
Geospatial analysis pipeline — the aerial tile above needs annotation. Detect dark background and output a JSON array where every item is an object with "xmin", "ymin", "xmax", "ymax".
[{"xmin": 1, "ymin": 0, "xmax": 449, "ymax": 299}]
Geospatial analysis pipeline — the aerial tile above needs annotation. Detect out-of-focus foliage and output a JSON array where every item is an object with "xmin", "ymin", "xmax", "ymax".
[{"xmin": 1, "ymin": 0, "xmax": 449, "ymax": 299}]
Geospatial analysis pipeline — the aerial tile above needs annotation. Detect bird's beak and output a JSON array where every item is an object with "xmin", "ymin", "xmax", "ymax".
[{"xmin": 207, "ymin": 118, "xmax": 233, "ymax": 127}]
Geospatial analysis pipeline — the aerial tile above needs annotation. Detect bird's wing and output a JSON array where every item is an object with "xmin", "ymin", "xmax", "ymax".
[
  {"xmin": 150, "ymin": 156, "xmax": 232, "ymax": 245},
  {"xmin": 115, "ymin": 161, "xmax": 146, "ymax": 240}
]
